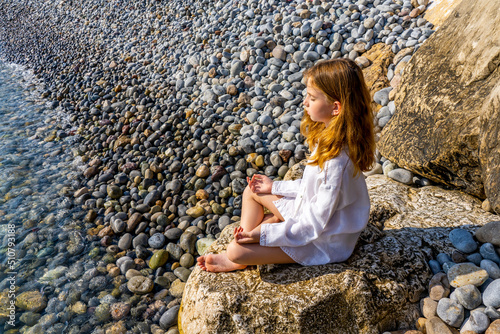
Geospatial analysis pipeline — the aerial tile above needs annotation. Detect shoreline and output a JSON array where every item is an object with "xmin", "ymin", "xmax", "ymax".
[{"xmin": 0, "ymin": 0, "xmax": 477, "ymax": 332}]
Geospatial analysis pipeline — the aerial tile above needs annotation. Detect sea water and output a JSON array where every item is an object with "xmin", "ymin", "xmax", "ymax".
[{"xmin": 0, "ymin": 59, "xmax": 87, "ymax": 329}]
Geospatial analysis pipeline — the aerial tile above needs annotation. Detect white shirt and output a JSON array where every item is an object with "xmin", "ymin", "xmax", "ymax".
[{"xmin": 260, "ymin": 150, "xmax": 370, "ymax": 266}]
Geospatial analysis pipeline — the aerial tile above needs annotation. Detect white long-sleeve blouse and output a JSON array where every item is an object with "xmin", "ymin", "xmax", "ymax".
[{"xmin": 259, "ymin": 150, "xmax": 370, "ymax": 266}]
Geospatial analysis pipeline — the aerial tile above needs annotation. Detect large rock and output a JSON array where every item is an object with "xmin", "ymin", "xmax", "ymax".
[
  {"xmin": 361, "ymin": 43, "xmax": 394, "ymax": 110},
  {"xmin": 179, "ymin": 175, "xmax": 499, "ymax": 333},
  {"xmin": 179, "ymin": 222, "xmax": 427, "ymax": 334},
  {"xmin": 378, "ymin": 0, "xmax": 500, "ymax": 212},
  {"xmin": 424, "ymin": 0, "xmax": 462, "ymax": 27}
]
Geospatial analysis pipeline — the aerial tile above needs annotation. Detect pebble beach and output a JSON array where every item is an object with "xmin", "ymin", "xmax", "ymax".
[{"xmin": 4, "ymin": 0, "xmax": 497, "ymax": 333}]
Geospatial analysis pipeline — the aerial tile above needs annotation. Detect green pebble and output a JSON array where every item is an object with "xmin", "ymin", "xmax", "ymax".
[
  {"xmin": 89, "ymin": 247, "xmax": 100, "ymax": 258},
  {"xmin": 95, "ymin": 303, "xmax": 111, "ymax": 322},
  {"xmin": 149, "ymin": 249, "xmax": 169, "ymax": 270},
  {"xmin": 101, "ymin": 253, "xmax": 115, "ymax": 264},
  {"xmin": 211, "ymin": 203, "xmax": 224, "ymax": 215},
  {"xmin": 19, "ymin": 312, "xmax": 41, "ymax": 326},
  {"xmin": 194, "ymin": 178, "xmax": 206, "ymax": 190},
  {"xmin": 219, "ymin": 187, "xmax": 232, "ymax": 199}
]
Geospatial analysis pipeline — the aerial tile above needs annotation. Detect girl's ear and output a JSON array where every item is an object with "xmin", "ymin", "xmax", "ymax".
[{"xmin": 332, "ymin": 101, "xmax": 341, "ymax": 116}]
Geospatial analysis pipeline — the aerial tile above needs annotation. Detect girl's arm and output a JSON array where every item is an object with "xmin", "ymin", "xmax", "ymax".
[
  {"xmin": 248, "ymin": 174, "xmax": 302, "ymax": 197},
  {"xmin": 260, "ymin": 160, "xmax": 349, "ymax": 248},
  {"xmin": 271, "ymin": 179, "xmax": 302, "ymax": 197}
]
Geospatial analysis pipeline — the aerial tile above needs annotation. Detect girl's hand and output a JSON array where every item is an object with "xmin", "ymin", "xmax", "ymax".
[
  {"xmin": 234, "ymin": 226, "xmax": 259, "ymax": 244},
  {"xmin": 246, "ymin": 174, "xmax": 273, "ymax": 194}
]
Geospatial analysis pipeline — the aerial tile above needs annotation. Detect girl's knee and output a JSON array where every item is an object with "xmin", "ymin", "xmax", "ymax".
[
  {"xmin": 243, "ymin": 185, "xmax": 253, "ymax": 198},
  {"xmin": 226, "ymin": 241, "xmax": 246, "ymax": 264}
]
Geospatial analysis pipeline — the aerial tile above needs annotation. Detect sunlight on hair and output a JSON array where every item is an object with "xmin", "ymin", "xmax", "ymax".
[{"xmin": 300, "ymin": 59, "xmax": 375, "ymax": 176}]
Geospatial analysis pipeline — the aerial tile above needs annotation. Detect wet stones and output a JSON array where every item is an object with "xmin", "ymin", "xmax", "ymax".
[
  {"xmin": 126, "ymin": 212, "xmax": 142, "ymax": 232},
  {"xmin": 149, "ymin": 250, "xmax": 169, "ymax": 270},
  {"xmin": 127, "ymin": 276, "xmax": 154, "ymax": 295},
  {"xmin": 160, "ymin": 305, "xmax": 180, "ymax": 330},
  {"xmin": 15, "ymin": 291, "xmax": 47, "ymax": 313},
  {"xmin": 179, "ymin": 232, "xmax": 197, "ymax": 255}
]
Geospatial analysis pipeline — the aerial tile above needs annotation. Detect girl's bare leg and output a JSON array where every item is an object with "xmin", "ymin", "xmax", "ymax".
[
  {"xmin": 239, "ymin": 185, "xmax": 285, "ymax": 232},
  {"xmin": 197, "ymin": 241, "xmax": 295, "ymax": 272},
  {"xmin": 197, "ymin": 186, "xmax": 293, "ymax": 272}
]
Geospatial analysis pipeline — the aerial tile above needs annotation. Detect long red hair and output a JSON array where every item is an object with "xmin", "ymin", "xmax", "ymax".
[{"xmin": 300, "ymin": 58, "xmax": 375, "ymax": 175}]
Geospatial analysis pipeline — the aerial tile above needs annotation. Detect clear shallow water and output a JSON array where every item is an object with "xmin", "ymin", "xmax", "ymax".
[{"xmin": 0, "ymin": 59, "xmax": 87, "ymax": 329}]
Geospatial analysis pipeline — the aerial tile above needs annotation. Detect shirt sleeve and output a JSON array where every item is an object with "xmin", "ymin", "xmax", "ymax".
[
  {"xmin": 271, "ymin": 179, "xmax": 302, "ymax": 197},
  {"xmin": 261, "ymin": 160, "xmax": 345, "ymax": 247}
]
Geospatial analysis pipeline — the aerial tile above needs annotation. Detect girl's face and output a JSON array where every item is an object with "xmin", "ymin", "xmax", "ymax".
[{"xmin": 303, "ymin": 80, "xmax": 340, "ymax": 126}]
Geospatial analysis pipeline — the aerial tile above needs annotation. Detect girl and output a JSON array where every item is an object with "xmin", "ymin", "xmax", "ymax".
[{"xmin": 197, "ymin": 58, "xmax": 375, "ymax": 272}]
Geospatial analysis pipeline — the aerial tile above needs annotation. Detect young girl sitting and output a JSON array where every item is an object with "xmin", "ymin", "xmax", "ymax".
[{"xmin": 197, "ymin": 58, "xmax": 375, "ymax": 272}]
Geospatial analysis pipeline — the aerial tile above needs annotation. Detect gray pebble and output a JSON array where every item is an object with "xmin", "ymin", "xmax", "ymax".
[
  {"xmin": 111, "ymin": 219, "xmax": 126, "ymax": 233},
  {"xmin": 454, "ymin": 284, "xmax": 482, "ymax": 310},
  {"xmin": 387, "ymin": 168, "xmax": 413, "ymax": 185},
  {"xmin": 449, "ymin": 228, "xmax": 477, "ymax": 253},
  {"xmin": 118, "ymin": 233, "xmax": 133, "ymax": 250},
  {"xmin": 160, "ymin": 305, "xmax": 180, "ymax": 330},
  {"xmin": 174, "ymin": 266, "xmax": 192, "ymax": 282},
  {"xmin": 165, "ymin": 228, "xmax": 183, "ymax": 241},
  {"xmin": 218, "ymin": 216, "xmax": 231, "ymax": 230},
  {"xmin": 485, "ymin": 306, "xmax": 500, "ymax": 320},
  {"xmin": 120, "ymin": 259, "xmax": 135, "ymax": 275},
  {"xmin": 378, "ymin": 116, "xmax": 392, "ymax": 128},
  {"xmin": 179, "ymin": 232, "xmax": 197, "ymax": 255},
  {"xmin": 180, "ymin": 253, "xmax": 195, "ymax": 268},
  {"xmin": 132, "ymin": 233, "xmax": 148, "ymax": 248},
  {"xmin": 258, "ymin": 115, "xmax": 273, "ymax": 126},
  {"xmin": 480, "ymin": 243, "xmax": 500, "ymax": 264},
  {"xmin": 483, "ymin": 279, "xmax": 500, "ymax": 308},
  {"xmin": 167, "ymin": 243, "xmax": 183, "ymax": 261},
  {"xmin": 373, "ymin": 87, "xmax": 393, "ymax": 106},
  {"xmin": 460, "ymin": 311, "xmax": 490, "ymax": 333},
  {"xmin": 148, "ymin": 233, "xmax": 166, "ymax": 249},
  {"xmin": 436, "ymin": 298, "xmax": 464, "ymax": 327},
  {"xmin": 481, "ymin": 259, "xmax": 500, "ymax": 279},
  {"xmin": 467, "ymin": 253, "xmax": 483, "ymax": 266}
]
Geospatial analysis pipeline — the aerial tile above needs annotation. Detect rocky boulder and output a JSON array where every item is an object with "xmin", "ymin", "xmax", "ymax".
[
  {"xmin": 423, "ymin": 0, "xmax": 461, "ymax": 28},
  {"xmin": 361, "ymin": 43, "xmax": 394, "ymax": 111},
  {"xmin": 179, "ymin": 175, "xmax": 498, "ymax": 333},
  {"xmin": 377, "ymin": 0, "xmax": 500, "ymax": 212}
]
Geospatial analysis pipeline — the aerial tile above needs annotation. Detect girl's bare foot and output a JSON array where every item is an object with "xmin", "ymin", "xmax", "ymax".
[{"xmin": 197, "ymin": 253, "xmax": 247, "ymax": 272}]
